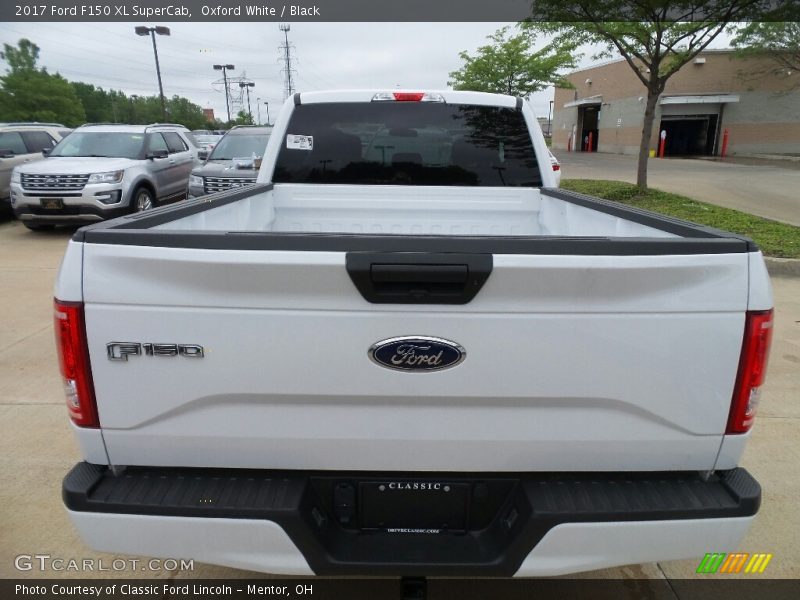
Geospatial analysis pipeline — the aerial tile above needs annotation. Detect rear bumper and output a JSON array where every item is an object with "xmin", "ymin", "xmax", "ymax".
[{"xmin": 63, "ymin": 463, "xmax": 760, "ymax": 577}]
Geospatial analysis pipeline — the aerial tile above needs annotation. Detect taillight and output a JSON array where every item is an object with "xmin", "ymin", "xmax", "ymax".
[
  {"xmin": 552, "ymin": 164, "xmax": 561, "ymax": 171},
  {"xmin": 727, "ymin": 309, "xmax": 773, "ymax": 434},
  {"xmin": 54, "ymin": 299, "xmax": 98, "ymax": 428}
]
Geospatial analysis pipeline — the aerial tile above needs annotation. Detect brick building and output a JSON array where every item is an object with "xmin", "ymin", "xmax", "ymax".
[{"xmin": 552, "ymin": 50, "xmax": 799, "ymax": 157}]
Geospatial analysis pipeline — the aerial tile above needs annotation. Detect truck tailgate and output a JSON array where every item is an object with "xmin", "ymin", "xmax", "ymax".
[{"xmin": 81, "ymin": 243, "xmax": 748, "ymax": 471}]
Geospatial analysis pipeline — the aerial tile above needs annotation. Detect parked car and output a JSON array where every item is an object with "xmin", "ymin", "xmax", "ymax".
[
  {"xmin": 0, "ymin": 122, "xmax": 70, "ymax": 215},
  {"xmin": 548, "ymin": 150, "xmax": 562, "ymax": 186},
  {"xmin": 10, "ymin": 123, "xmax": 197, "ymax": 229},
  {"xmin": 187, "ymin": 125, "xmax": 271, "ymax": 197},
  {"xmin": 59, "ymin": 90, "xmax": 770, "ymax": 579},
  {"xmin": 192, "ymin": 133, "xmax": 224, "ymax": 154}
]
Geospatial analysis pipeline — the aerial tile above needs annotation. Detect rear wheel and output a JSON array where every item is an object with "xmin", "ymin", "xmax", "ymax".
[{"xmin": 132, "ymin": 187, "xmax": 155, "ymax": 213}]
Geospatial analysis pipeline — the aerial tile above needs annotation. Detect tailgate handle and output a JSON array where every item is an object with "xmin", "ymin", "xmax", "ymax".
[{"xmin": 346, "ymin": 252, "xmax": 492, "ymax": 304}]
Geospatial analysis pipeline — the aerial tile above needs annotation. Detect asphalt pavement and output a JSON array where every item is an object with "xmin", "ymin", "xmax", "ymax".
[{"xmin": 557, "ymin": 152, "xmax": 800, "ymax": 227}]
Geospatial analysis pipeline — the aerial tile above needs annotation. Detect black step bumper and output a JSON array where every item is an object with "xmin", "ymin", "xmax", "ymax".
[{"xmin": 63, "ymin": 463, "xmax": 760, "ymax": 576}]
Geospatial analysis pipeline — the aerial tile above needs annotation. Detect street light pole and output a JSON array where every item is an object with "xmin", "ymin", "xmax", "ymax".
[
  {"xmin": 135, "ymin": 26, "xmax": 170, "ymax": 121},
  {"xmin": 239, "ymin": 82, "xmax": 255, "ymax": 124},
  {"xmin": 213, "ymin": 64, "xmax": 236, "ymax": 123},
  {"xmin": 256, "ymin": 97, "xmax": 261, "ymax": 125},
  {"xmin": 264, "ymin": 101, "xmax": 270, "ymax": 126}
]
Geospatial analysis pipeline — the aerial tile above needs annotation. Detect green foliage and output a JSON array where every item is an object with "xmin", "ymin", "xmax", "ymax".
[
  {"xmin": 1, "ymin": 38, "xmax": 39, "ymax": 73},
  {"xmin": 562, "ymin": 179, "xmax": 800, "ymax": 258},
  {"xmin": 731, "ymin": 21, "xmax": 800, "ymax": 88},
  {"xmin": 448, "ymin": 26, "xmax": 579, "ymax": 96},
  {"xmin": 233, "ymin": 109, "xmax": 254, "ymax": 126},
  {"xmin": 1, "ymin": 38, "xmax": 214, "ymax": 130},
  {"xmin": 0, "ymin": 39, "xmax": 85, "ymax": 126}
]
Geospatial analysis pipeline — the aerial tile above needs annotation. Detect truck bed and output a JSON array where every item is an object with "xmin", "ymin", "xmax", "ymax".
[
  {"xmin": 151, "ymin": 184, "xmax": 679, "ymax": 238},
  {"xmin": 76, "ymin": 183, "xmax": 754, "ymax": 255},
  {"xmin": 64, "ymin": 183, "xmax": 762, "ymax": 472}
]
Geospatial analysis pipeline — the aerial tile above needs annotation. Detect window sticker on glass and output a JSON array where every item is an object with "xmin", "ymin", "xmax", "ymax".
[{"xmin": 286, "ymin": 134, "xmax": 313, "ymax": 150}]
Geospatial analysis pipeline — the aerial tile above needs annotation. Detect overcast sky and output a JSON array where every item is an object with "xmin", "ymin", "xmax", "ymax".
[{"xmin": 0, "ymin": 22, "xmax": 734, "ymax": 123}]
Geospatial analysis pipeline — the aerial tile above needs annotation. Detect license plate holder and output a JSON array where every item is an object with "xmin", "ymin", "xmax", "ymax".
[
  {"xmin": 359, "ymin": 481, "xmax": 469, "ymax": 532},
  {"xmin": 40, "ymin": 198, "xmax": 63, "ymax": 209}
]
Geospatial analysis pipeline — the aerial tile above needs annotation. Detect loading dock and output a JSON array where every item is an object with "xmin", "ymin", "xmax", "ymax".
[
  {"xmin": 658, "ymin": 94, "xmax": 739, "ymax": 157},
  {"xmin": 563, "ymin": 95, "xmax": 602, "ymax": 152}
]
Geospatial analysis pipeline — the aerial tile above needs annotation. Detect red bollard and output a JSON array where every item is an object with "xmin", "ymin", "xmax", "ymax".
[
  {"xmin": 658, "ymin": 130, "xmax": 666, "ymax": 158},
  {"xmin": 721, "ymin": 128, "xmax": 729, "ymax": 158},
  {"xmin": 587, "ymin": 131, "xmax": 593, "ymax": 153}
]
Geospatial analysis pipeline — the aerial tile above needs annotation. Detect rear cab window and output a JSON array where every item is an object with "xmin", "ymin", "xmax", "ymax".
[{"xmin": 273, "ymin": 102, "xmax": 541, "ymax": 187}]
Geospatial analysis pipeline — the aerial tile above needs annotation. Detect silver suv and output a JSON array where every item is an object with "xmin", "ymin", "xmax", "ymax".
[
  {"xmin": 0, "ymin": 122, "xmax": 71, "ymax": 215},
  {"xmin": 10, "ymin": 123, "xmax": 198, "ymax": 229},
  {"xmin": 187, "ymin": 126, "xmax": 271, "ymax": 198}
]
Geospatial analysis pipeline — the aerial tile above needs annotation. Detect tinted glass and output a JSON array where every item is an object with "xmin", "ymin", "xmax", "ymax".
[
  {"xmin": 21, "ymin": 131, "xmax": 56, "ymax": 152},
  {"xmin": 274, "ymin": 102, "xmax": 542, "ymax": 187},
  {"xmin": 0, "ymin": 131, "xmax": 28, "ymax": 154},
  {"xmin": 163, "ymin": 132, "xmax": 188, "ymax": 153},
  {"xmin": 210, "ymin": 133, "xmax": 271, "ymax": 160},
  {"xmin": 51, "ymin": 132, "xmax": 145, "ymax": 159},
  {"xmin": 146, "ymin": 133, "xmax": 169, "ymax": 153}
]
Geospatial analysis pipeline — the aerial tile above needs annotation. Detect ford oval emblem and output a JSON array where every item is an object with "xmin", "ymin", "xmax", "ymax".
[{"xmin": 369, "ymin": 336, "xmax": 466, "ymax": 372}]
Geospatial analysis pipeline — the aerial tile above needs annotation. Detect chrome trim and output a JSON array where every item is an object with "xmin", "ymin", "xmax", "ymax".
[
  {"xmin": 368, "ymin": 335, "xmax": 466, "ymax": 373},
  {"xmin": 203, "ymin": 176, "xmax": 256, "ymax": 194},
  {"xmin": 21, "ymin": 173, "xmax": 90, "ymax": 192},
  {"xmin": 18, "ymin": 214, "xmax": 104, "ymax": 221}
]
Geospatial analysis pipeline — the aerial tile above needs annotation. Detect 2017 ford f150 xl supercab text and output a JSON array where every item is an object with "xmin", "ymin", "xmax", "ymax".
[{"xmin": 56, "ymin": 90, "xmax": 773, "ymax": 578}]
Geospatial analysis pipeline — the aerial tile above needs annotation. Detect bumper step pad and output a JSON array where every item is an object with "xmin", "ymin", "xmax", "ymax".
[{"xmin": 64, "ymin": 463, "xmax": 759, "ymax": 576}]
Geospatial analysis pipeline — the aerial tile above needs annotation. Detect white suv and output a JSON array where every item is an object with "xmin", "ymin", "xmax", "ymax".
[
  {"xmin": 10, "ymin": 123, "xmax": 197, "ymax": 230},
  {"xmin": 0, "ymin": 122, "xmax": 71, "ymax": 215}
]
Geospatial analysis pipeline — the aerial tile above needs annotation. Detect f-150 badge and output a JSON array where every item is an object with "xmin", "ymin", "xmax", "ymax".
[
  {"xmin": 106, "ymin": 342, "xmax": 204, "ymax": 361},
  {"xmin": 368, "ymin": 336, "xmax": 465, "ymax": 372}
]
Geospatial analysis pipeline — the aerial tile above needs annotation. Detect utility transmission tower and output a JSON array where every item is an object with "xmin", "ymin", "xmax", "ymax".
[
  {"xmin": 212, "ymin": 71, "xmax": 251, "ymax": 121},
  {"xmin": 278, "ymin": 23, "xmax": 296, "ymax": 100}
]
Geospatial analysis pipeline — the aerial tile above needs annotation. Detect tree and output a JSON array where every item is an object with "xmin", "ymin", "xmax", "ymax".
[
  {"xmin": 731, "ymin": 21, "xmax": 800, "ymax": 89},
  {"xmin": 448, "ymin": 26, "xmax": 579, "ymax": 97},
  {"xmin": 527, "ymin": 1, "xmax": 767, "ymax": 188},
  {"xmin": 165, "ymin": 95, "xmax": 210, "ymax": 130},
  {"xmin": 0, "ymin": 39, "xmax": 85, "ymax": 126},
  {"xmin": 72, "ymin": 82, "xmax": 116, "ymax": 122}
]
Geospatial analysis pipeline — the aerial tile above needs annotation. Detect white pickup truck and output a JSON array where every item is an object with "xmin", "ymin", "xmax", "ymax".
[{"xmin": 56, "ymin": 90, "xmax": 772, "ymax": 579}]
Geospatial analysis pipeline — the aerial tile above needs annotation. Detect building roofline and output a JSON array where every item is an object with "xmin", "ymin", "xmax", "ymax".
[{"xmin": 564, "ymin": 48, "xmax": 736, "ymax": 77}]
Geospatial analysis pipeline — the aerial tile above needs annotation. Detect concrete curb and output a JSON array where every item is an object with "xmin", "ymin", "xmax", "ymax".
[{"xmin": 765, "ymin": 257, "xmax": 800, "ymax": 278}]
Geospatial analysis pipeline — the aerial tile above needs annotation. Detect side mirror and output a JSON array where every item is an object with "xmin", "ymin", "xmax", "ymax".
[
  {"xmin": 0, "ymin": 148, "xmax": 14, "ymax": 159},
  {"xmin": 42, "ymin": 148, "xmax": 51, "ymax": 157},
  {"xmin": 197, "ymin": 149, "xmax": 209, "ymax": 161},
  {"xmin": 147, "ymin": 149, "xmax": 169, "ymax": 160}
]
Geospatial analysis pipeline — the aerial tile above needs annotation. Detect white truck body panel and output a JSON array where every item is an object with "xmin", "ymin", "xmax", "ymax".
[{"xmin": 80, "ymin": 241, "xmax": 747, "ymax": 471}]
